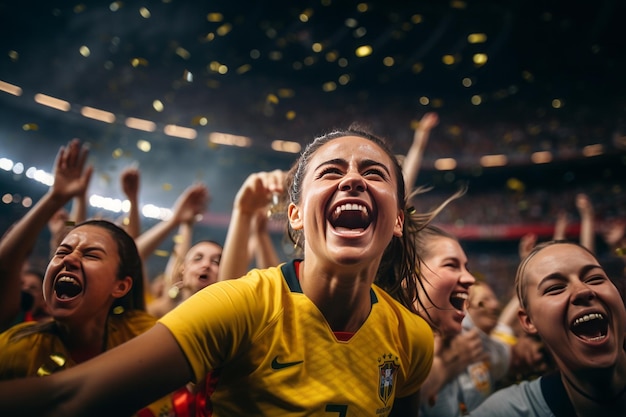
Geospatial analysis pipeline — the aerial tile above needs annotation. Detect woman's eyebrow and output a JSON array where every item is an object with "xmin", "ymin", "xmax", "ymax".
[
  {"xmin": 314, "ymin": 158, "xmax": 391, "ymax": 176},
  {"xmin": 537, "ymin": 264, "xmax": 604, "ymax": 287},
  {"xmin": 359, "ymin": 158, "xmax": 391, "ymax": 175},
  {"xmin": 82, "ymin": 245, "xmax": 109, "ymax": 254},
  {"xmin": 537, "ymin": 273, "xmax": 566, "ymax": 288},
  {"xmin": 314, "ymin": 158, "xmax": 346, "ymax": 171}
]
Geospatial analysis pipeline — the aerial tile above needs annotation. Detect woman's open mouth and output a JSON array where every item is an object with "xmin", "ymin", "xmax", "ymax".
[
  {"xmin": 449, "ymin": 292, "xmax": 468, "ymax": 311},
  {"xmin": 54, "ymin": 276, "xmax": 83, "ymax": 301},
  {"xmin": 570, "ymin": 312, "xmax": 608, "ymax": 342},
  {"xmin": 329, "ymin": 203, "xmax": 372, "ymax": 233}
]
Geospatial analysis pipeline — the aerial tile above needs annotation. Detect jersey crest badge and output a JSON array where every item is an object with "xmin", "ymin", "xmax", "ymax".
[{"xmin": 378, "ymin": 354, "xmax": 399, "ymax": 404}]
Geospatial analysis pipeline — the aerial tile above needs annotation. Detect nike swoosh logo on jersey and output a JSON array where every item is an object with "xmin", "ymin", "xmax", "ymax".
[{"xmin": 271, "ymin": 356, "xmax": 303, "ymax": 370}]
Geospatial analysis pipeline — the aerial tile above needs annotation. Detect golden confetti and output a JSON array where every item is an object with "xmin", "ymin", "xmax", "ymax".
[
  {"xmin": 130, "ymin": 57, "xmax": 149, "ymax": 67},
  {"xmin": 216, "ymin": 23, "xmax": 232, "ymax": 36},
  {"xmin": 355, "ymin": 45, "xmax": 372, "ymax": 57},
  {"xmin": 206, "ymin": 12, "xmax": 223, "ymax": 22},
  {"xmin": 176, "ymin": 47, "xmax": 190, "ymax": 60},
  {"xmin": 37, "ymin": 353, "xmax": 67, "ymax": 376},
  {"xmin": 191, "ymin": 115, "xmax": 208, "ymax": 126},
  {"xmin": 22, "ymin": 123, "xmax": 38, "ymax": 131},
  {"xmin": 473, "ymin": 53, "xmax": 488, "ymax": 66},
  {"xmin": 322, "ymin": 81, "xmax": 337, "ymax": 92}
]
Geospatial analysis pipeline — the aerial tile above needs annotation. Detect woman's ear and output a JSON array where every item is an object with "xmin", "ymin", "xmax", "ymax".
[
  {"xmin": 518, "ymin": 308, "xmax": 538, "ymax": 335},
  {"xmin": 288, "ymin": 202, "xmax": 303, "ymax": 230},
  {"xmin": 112, "ymin": 276, "xmax": 133, "ymax": 299},
  {"xmin": 393, "ymin": 209, "xmax": 404, "ymax": 238}
]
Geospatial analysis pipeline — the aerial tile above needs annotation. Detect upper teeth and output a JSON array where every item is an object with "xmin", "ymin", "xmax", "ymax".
[
  {"xmin": 334, "ymin": 204, "xmax": 368, "ymax": 216},
  {"xmin": 58, "ymin": 276, "xmax": 78, "ymax": 284},
  {"xmin": 451, "ymin": 292, "xmax": 468, "ymax": 300},
  {"xmin": 573, "ymin": 313, "xmax": 604, "ymax": 326}
]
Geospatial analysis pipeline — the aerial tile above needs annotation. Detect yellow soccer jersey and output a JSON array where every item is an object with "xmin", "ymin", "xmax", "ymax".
[
  {"xmin": 159, "ymin": 260, "xmax": 434, "ymax": 416},
  {"xmin": 0, "ymin": 310, "xmax": 175, "ymax": 417}
]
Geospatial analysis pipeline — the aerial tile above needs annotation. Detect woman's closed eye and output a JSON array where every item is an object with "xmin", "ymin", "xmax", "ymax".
[
  {"xmin": 543, "ymin": 283, "xmax": 566, "ymax": 295},
  {"xmin": 316, "ymin": 167, "xmax": 343, "ymax": 179},
  {"xmin": 362, "ymin": 167, "xmax": 387, "ymax": 180},
  {"xmin": 584, "ymin": 275, "xmax": 608, "ymax": 285},
  {"xmin": 443, "ymin": 260, "xmax": 460, "ymax": 269},
  {"xmin": 54, "ymin": 244, "xmax": 74, "ymax": 256}
]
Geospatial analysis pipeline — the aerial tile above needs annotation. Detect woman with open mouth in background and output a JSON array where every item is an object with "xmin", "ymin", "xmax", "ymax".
[{"xmin": 472, "ymin": 240, "xmax": 626, "ymax": 417}]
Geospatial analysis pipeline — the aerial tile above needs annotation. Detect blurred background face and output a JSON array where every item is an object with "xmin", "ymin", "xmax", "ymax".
[
  {"xmin": 21, "ymin": 269, "xmax": 48, "ymax": 317},
  {"xmin": 415, "ymin": 236, "xmax": 475, "ymax": 337},
  {"xmin": 181, "ymin": 241, "xmax": 222, "ymax": 295},
  {"xmin": 467, "ymin": 283, "xmax": 501, "ymax": 334}
]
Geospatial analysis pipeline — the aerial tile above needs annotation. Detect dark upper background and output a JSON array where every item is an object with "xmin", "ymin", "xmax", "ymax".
[{"xmin": 1, "ymin": 0, "xmax": 625, "ymax": 286}]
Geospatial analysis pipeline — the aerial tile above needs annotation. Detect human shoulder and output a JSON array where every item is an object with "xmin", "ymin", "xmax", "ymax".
[
  {"xmin": 215, "ymin": 261, "xmax": 297, "ymax": 302},
  {"xmin": 371, "ymin": 284, "xmax": 427, "ymax": 325},
  {"xmin": 216, "ymin": 262, "xmax": 291, "ymax": 291},
  {"xmin": 370, "ymin": 286, "xmax": 433, "ymax": 347},
  {"xmin": 0, "ymin": 321, "xmax": 62, "ymax": 379},
  {"xmin": 107, "ymin": 309, "xmax": 157, "ymax": 343},
  {"xmin": 160, "ymin": 262, "xmax": 292, "ymax": 328},
  {"xmin": 471, "ymin": 377, "xmax": 553, "ymax": 417},
  {"xmin": 146, "ymin": 296, "xmax": 177, "ymax": 318},
  {"xmin": 0, "ymin": 321, "xmax": 45, "ymax": 345}
]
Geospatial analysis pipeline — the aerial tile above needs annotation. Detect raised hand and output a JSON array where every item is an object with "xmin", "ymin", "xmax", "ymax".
[
  {"xmin": 234, "ymin": 170, "xmax": 287, "ymax": 216},
  {"xmin": 120, "ymin": 166, "xmax": 140, "ymax": 201},
  {"xmin": 418, "ymin": 112, "xmax": 440, "ymax": 132},
  {"xmin": 50, "ymin": 139, "xmax": 93, "ymax": 202},
  {"xmin": 518, "ymin": 233, "xmax": 537, "ymax": 260},
  {"xmin": 171, "ymin": 183, "xmax": 210, "ymax": 225}
]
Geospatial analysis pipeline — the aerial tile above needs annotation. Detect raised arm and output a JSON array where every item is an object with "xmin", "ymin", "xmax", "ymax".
[
  {"xmin": 601, "ymin": 218, "xmax": 626, "ymax": 259},
  {"xmin": 575, "ymin": 193, "xmax": 595, "ymax": 253},
  {"xmin": 517, "ymin": 232, "xmax": 537, "ymax": 261},
  {"xmin": 218, "ymin": 170, "xmax": 285, "ymax": 281},
  {"xmin": 552, "ymin": 210, "xmax": 568, "ymax": 241},
  {"xmin": 402, "ymin": 112, "xmax": 439, "ymax": 196},
  {"xmin": 120, "ymin": 166, "xmax": 141, "ymax": 239},
  {"xmin": 0, "ymin": 323, "xmax": 192, "ymax": 416},
  {"xmin": 249, "ymin": 209, "xmax": 281, "ymax": 269},
  {"xmin": 0, "ymin": 139, "xmax": 93, "ymax": 330},
  {"xmin": 145, "ymin": 218, "xmax": 195, "ymax": 315},
  {"xmin": 420, "ymin": 330, "xmax": 487, "ymax": 407},
  {"xmin": 496, "ymin": 233, "xmax": 537, "ymax": 330},
  {"xmin": 47, "ymin": 208, "xmax": 71, "ymax": 258},
  {"xmin": 163, "ymin": 221, "xmax": 194, "ymax": 288},
  {"xmin": 134, "ymin": 183, "xmax": 209, "ymax": 262},
  {"xmin": 47, "ymin": 151, "xmax": 92, "ymax": 254},
  {"xmin": 68, "ymin": 168, "xmax": 90, "ymax": 226}
]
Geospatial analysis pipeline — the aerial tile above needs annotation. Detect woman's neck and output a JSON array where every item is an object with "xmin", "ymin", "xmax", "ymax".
[
  {"xmin": 56, "ymin": 315, "xmax": 109, "ymax": 363},
  {"xmin": 299, "ymin": 260, "xmax": 374, "ymax": 332},
  {"xmin": 562, "ymin": 365, "xmax": 626, "ymax": 416}
]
